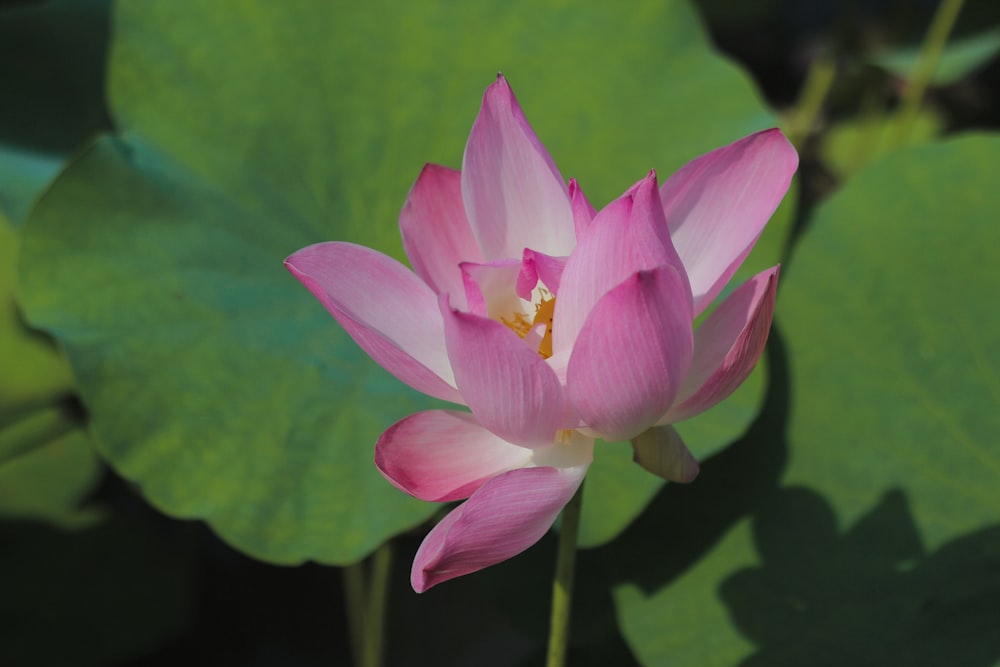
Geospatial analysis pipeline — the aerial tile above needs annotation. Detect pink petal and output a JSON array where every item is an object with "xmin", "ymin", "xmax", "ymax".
[
  {"xmin": 569, "ymin": 178, "xmax": 596, "ymax": 239},
  {"xmin": 630, "ymin": 425, "xmax": 699, "ymax": 483},
  {"xmin": 375, "ymin": 410, "xmax": 533, "ymax": 503},
  {"xmin": 400, "ymin": 164, "xmax": 483, "ymax": 309},
  {"xmin": 516, "ymin": 248, "xmax": 567, "ymax": 299},
  {"xmin": 462, "ymin": 75, "xmax": 575, "ymax": 261},
  {"xmin": 664, "ymin": 265, "xmax": 779, "ymax": 423},
  {"xmin": 411, "ymin": 464, "xmax": 588, "ymax": 592},
  {"xmin": 441, "ymin": 295, "xmax": 570, "ymax": 446},
  {"xmin": 554, "ymin": 171, "xmax": 691, "ymax": 357},
  {"xmin": 460, "ymin": 259, "xmax": 522, "ymax": 318},
  {"xmin": 285, "ymin": 243, "xmax": 461, "ymax": 403},
  {"xmin": 567, "ymin": 266, "xmax": 694, "ymax": 441},
  {"xmin": 660, "ymin": 128, "xmax": 797, "ymax": 315}
]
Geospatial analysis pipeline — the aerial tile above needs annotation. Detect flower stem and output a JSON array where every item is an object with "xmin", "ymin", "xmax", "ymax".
[
  {"xmin": 342, "ymin": 541, "xmax": 393, "ymax": 667},
  {"xmin": 889, "ymin": 0, "xmax": 965, "ymax": 148},
  {"xmin": 787, "ymin": 50, "xmax": 836, "ymax": 149},
  {"xmin": 545, "ymin": 480, "xmax": 585, "ymax": 667},
  {"xmin": 362, "ymin": 541, "xmax": 393, "ymax": 667},
  {"xmin": 342, "ymin": 561, "xmax": 367, "ymax": 667}
]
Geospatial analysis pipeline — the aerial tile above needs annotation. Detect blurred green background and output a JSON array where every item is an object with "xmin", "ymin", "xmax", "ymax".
[{"xmin": 1, "ymin": 0, "xmax": 998, "ymax": 665}]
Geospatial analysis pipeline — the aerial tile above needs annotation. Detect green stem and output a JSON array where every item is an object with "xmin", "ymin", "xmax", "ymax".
[
  {"xmin": 342, "ymin": 541, "xmax": 393, "ymax": 667},
  {"xmin": 787, "ymin": 51, "xmax": 836, "ymax": 149},
  {"xmin": 890, "ymin": 0, "xmax": 965, "ymax": 147},
  {"xmin": 342, "ymin": 561, "xmax": 367, "ymax": 667},
  {"xmin": 545, "ymin": 480, "xmax": 585, "ymax": 667},
  {"xmin": 362, "ymin": 541, "xmax": 393, "ymax": 667}
]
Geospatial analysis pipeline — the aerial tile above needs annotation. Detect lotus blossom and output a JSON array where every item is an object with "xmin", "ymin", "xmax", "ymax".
[{"xmin": 285, "ymin": 74, "xmax": 797, "ymax": 592}]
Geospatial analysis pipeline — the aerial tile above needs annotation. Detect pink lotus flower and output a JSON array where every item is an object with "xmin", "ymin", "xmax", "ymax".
[{"xmin": 286, "ymin": 75, "xmax": 797, "ymax": 592}]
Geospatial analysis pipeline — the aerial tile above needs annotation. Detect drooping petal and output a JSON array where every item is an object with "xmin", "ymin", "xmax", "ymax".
[
  {"xmin": 630, "ymin": 425, "xmax": 699, "ymax": 483},
  {"xmin": 285, "ymin": 242, "xmax": 460, "ymax": 403},
  {"xmin": 411, "ymin": 464, "xmax": 588, "ymax": 592},
  {"xmin": 441, "ymin": 295, "xmax": 570, "ymax": 446},
  {"xmin": 567, "ymin": 265, "xmax": 694, "ymax": 441},
  {"xmin": 660, "ymin": 129, "xmax": 797, "ymax": 315},
  {"xmin": 462, "ymin": 75, "xmax": 575, "ymax": 260},
  {"xmin": 554, "ymin": 171, "xmax": 691, "ymax": 356},
  {"xmin": 460, "ymin": 259, "xmax": 522, "ymax": 319},
  {"xmin": 399, "ymin": 164, "xmax": 483, "ymax": 308},
  {"xmin": 375, "ymin": 410, "xmax": 533, "ymax": 503},
  {"xmin": 516, "ymin": 248, "xmax": 567, "ymax": 299},
  {"xmin": 663, "ymin": 265, "xmax": 779, "ymax": 423},
  {"xmin": 569, "ymin": 178, "xmax": 596, "ymax": 239}
]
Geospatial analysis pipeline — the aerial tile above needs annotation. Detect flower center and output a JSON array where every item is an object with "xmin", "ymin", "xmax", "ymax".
[{"xmin": 501, "ymin": 294, "xmax": 555, "ymax": 359}]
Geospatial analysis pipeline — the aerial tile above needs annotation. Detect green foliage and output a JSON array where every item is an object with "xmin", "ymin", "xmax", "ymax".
[
  {"xmin": 873, "ymin": 27, "xmax": 1000, "ymax": 84},
  {"xmin": 612, "ymin": 135, "xmax": 1000, "ymax": 665},
  {"xmin": 821, "ymin": 108, "xmax": 944, "ymax": 179},
  {"xmin": 19, "ymin": 0, "xmax": 778, "ymax": 563},
  {"xmin": 0, "ymin": 203, "xmax": 97, "ymax": 527},
  {"xmin": 6, "ymin": 0, "xmax": 1000, "ymax": 663}
]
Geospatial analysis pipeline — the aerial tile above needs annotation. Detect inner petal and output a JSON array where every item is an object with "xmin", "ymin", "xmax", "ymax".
[
  {"xmin": 461, "ymin": 258, "xmax": 558, "ymax": 359},
  {"xmin": 460, "ymin": 259, "xmax": 523, "ymax": 319}
]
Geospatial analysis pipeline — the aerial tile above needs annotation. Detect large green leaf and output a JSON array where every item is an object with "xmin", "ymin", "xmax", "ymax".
[
  {"xmin": 0, "ymin": 212, "xmax": 74, "ymax": 413},
  {"xmin": 0, "ymin": 206, "xmax": 97, "ymax": 528},
  {"xmin": 612, "ymin": 135, "xmax": 1000, "ymax": 664},
  {"xmin": 21, "ymin": 0, "xmax": 779, "ymax": 563}
]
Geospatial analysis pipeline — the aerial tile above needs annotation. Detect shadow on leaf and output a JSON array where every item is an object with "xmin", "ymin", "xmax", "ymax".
[
  {"xmin": 597, "ymin": 325, "xmax": 792, "ymax": 592},
  {"xmin": 720, "ymin": 487, "xmax": 1000, "ymax": 666}
]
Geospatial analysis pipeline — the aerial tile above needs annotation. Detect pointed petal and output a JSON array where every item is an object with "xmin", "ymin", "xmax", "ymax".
[
  {"xmin": 664, "ymin": 266, "xmax": 779, "ymax": 423},
  {"xmin": 400, "ymin": 164, "xmax": 483, "ymax": 308},
  {"xmin": 631, "ymin": 425, "xmax": 699, "ymax": 483},
  {"xmin": 411, "ymin": 464, "xmax": 588, "ymax": 592},
  {"xmin": 660, "ymin": 129, "xmax": 797, "ymax": 315},
  {"xmin": 569, "ymin": 178, "xmax": 596, "ymax": 239},
  {"xmin": 441, "ymin": 295, "xmax": 569, "ymax": 446},
  {"xmin": 567, "ymin": 266, "xmax": 694, "ymax": 441},
  {"xmin": 462, "ymin": 75, "xmax": 575, "ymax": 260},
  {"xmin": 517, "ymin": 248, "xmax": 567, "ymax": 299},
  {"xmin": 375, "ymin": 410, "xmax": 533, "ymax": 502},
  {"xmin": 554, "ymin": 172, "xmax": 692, "ymax": 356},
  {"xmin": 285, "ymin": 243, "xmax": 460, "ymax": 403}
]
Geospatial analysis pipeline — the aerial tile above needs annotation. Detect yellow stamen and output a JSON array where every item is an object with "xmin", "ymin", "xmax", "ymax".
[
  {"xmin": 500, "ymin": 311, "xmax": 532, "ymax": 338},
  {"xmin": 501, "ymin": 296, "xmax": 556, "ymax": 359},
  {"xmin": 532, "ymin": 296, "xmax": 555, "ymax": 359}
]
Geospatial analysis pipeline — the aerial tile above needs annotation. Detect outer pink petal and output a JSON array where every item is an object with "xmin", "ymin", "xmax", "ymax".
[
  {"xmin": 375, "ymin": 410, "xmax": 533, "ymax": 503},
  {"xmin": 664, "ymin": 266, "xmax": 779, "ymax": 423},
  {"xmin": 660, "ymin": 128, "xmax": 797, "ymax": 315},
  {"xmin": 441, "ymin": 295, "xmax": 569, "ymax": 446},
  {"xmin": 554, "ymin": 171, "xmax": 692, "ymax": 356},
  {"xmin": 567, "ymin": 266, "xmax": 694, "ymax": 441},
  {"xmin": 400, "ymin": 164, "xmax": 483, "ymax": 308},
  {"xmin": 285, "ymin": 242, "xmax": 460, "ymax": 403},
  {"xmin": 630, "ymin": 425, "xmax": 699, "ymax": 483},
  {"xmin": 569, "ymin": 178, "xmax": 596, "ymax": 239},
  {"xmin": 461, "ymin": 75, "xmax": 575, "ymax": 260},
  {"xmin": 411, "ymin": 464, "xmax": 588, "ymax": 592}
]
